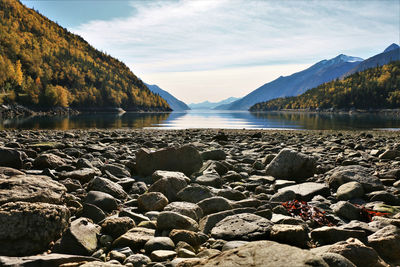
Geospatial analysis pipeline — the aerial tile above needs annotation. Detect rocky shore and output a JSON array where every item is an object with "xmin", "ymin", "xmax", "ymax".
[
  {"xmin": 0, "ymin": 104, "xmax": 79, "ymax": 118},
  {"xmin": 0, "ymin": 129, "xmax": 399, "ymax": 267}
]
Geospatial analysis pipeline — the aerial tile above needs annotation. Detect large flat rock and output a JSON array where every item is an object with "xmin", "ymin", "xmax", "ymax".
[
  {"xmin": 211, "ymin": 213, "xmax": 273, "ymax": 241},
  {"xmin": 183, "ymin": 240, "xmax": 328, "ymax": 267},
  {"xmin": 0, "ymin": 174, "xmax": 67, "ymax": 205},
  {"xmin": 0, "ymin": 254, "xmax": 98, "ymax": 267},
  {"xmin": 278, "ymin": 182, "xmax": 330, "ymax": 201}
]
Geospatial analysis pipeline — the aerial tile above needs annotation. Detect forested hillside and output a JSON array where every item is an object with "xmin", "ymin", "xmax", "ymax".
[
  {"xmin": 0, "ymin": 0, "xmax": 170, "ymax": 111},
  {"xmin": 250, "ymin": 61, "xmax": 400, "ymax": 111}
]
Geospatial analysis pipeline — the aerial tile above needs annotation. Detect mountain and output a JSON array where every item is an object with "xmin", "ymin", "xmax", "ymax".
[
  {"xmin": 189, "ymin": 97, "xmax": 240, "ymax": 109},
  {"xmin": 145, "ymin": 83, "xmax": 190, "ymax": 111},
  {"xmin": 221, "ymin": 54, "xmax": 363, "ymax": 110},
  {"xmin": 250, "ymin": 61, "xmax": 400, "ymax": 111},
  {"xmin": 343, "ymin": 43, "xmax": 400, "ymax": 77},
  {"xmin": 0, "ymin": 0, "xmax": 170, "ymax": 111}
]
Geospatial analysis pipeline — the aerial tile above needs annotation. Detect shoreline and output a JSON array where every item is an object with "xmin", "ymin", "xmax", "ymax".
[
  {"xmin": 250, "ymin": 108, "xmax": 400, "ymax": 116},
  {"xmin": 0, "ymin": 105, "xmax": 174, "ymax": 119}
]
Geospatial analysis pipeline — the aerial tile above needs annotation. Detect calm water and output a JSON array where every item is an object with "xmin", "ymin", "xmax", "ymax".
[{"xmin": 1, "ymin": 110, "xmax": 400, "ymax": 130}]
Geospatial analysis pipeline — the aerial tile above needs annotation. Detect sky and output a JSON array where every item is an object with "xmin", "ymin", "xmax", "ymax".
[{"xmin": 21, "ymin": 0, "xmax": 400, "ymax": 104}]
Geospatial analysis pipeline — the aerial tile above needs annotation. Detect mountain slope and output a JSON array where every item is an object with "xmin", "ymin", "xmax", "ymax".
[
  {"xmin": 344, "ymin": 43, "xmax": 400, "ymax": 77},
  {"xmin": 145, "ymin": 83, "xmax": 190, "ymax": 111},
  {"xmin": 0, "ymin": 0, "xmax": 170, "ymax": 111},
  {"xmin": 189, "ymin": 97, "xmax": 240, "ymax": 109},
  {"xmin": 222, "ymin": 54, "xmax": 363, "ymax": 110},
  {"xmin": 250, "ymin": 61, "xmax": 400, "ymax": 111}
]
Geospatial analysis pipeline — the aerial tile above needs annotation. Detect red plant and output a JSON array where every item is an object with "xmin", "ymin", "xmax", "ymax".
[
  {"xmin": 282, "ymin": 200, "xmax": 334, "ymax": 227},
  {"xmin": 354, "ymin": 205, "xmax": 390, "ymax": 222}
]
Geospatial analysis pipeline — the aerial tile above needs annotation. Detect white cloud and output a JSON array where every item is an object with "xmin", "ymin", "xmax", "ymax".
[{"xmin": 72, "ymin": 0, "xmax": 399, "ymax": 102}]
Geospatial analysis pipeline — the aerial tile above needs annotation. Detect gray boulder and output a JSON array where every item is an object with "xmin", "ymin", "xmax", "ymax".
[
  {"xmin": 0, "ymin": 174, "xmax": 67, "ymax": 205},
  {"xmin": 138, "ymin": 192, "xmax": 169, "ymax": 211},
  {"xmin": 80, "ymin": 203, "xmax": 106, "ymax": 223},
  {"xmin": 101, "ymin": 163, "xmax": 131, "ymax": 178},
  {"xmin": 217, "ymin": 188, "xmax": 246, "ymax": 201},
  {"xmin": 157, "ymin": 211, "xmax": 199, "ymax": 231},
  {"xmin": 311, "ymin": 226, "xmax": 366, "ymax": 245},
  {"xmin": 0, "ymin": 147, "xmax": 25, "ymax": 169},
  {"xmin": 278, "ymin": 182, "xmax": 329, "ymax": 201},
  {"xmin": 124, "ymin": 254, "xmax": 151, "ymax": 266},
  {"xmin": 135, "ymin": 145, "xmax": 203, "ymax": 176},
  {"xmin": 112, "ymin": 227, "xmax": 155, "ymax": 251},
  {"xmin": 368, "ymin": 225, "xmax": 400, "ymax": 264},
  {"xmin": 148, "ymin": 176, "xmax": 187, "ymax": 202},
  {"xmin": 270, "ymin": 224, "xmax": 309, "ymax": 248},
  {"xmin": 319, "ymin": 253, "xmax": 356, "ymax": 267},
  {"xmin": 0, "ymin": 166, "xmax": 24, "ymax": 177},
  {"xmin": 84, "ymin": 191, "xmax": 118, "ymax": 213},
  {"xmin": 177, "ymin": 184, "xmax": 213, "ymax": 203},
  {"xmin": 265, "ymin": 148, "xmax": 316, "ymax": 180},
  {"xmin": 211, "ymin": 213, "xmax": 273, "ymax": 241},
  {"xmin": 0, "ymin": 201, "xmax": 70, "ymax": 256},
  {"xmin": 0, "ymin": 254, "xmax": 98, "ymax": 267},
  {"xmin": 379, "ymin": 149, "xmax": 400, "ymax": 160},
  {"xmin": 169, "ymin": 229, "xmax": 208, "ymax": 248},
  {"xmin": 163, "ymin": 201, "xmax": 203, "ymax": 221},
  {"xmin": 152, "ymin": 170, "xmax": 190, "ymax": 183},
  {"xmin": 53, "ymin": 217, "xmax": 100, "ymax": 256},
  {"xmin": 144, "ymin": 237, "xmax": 175, "ymax": 254},
  {"xmin": 188, "ymin": 240, "xmax": 328, "ymax": 267},
  {"xmin": 336, "ymin": 181, "xmax": 364, "ymax": 200},
  {"xmin": 312, "ymin": 238, "xmax": 388, "ymax": 267},
  {"xmin": 195, "ymin": 171, "xmax": 222, "ymax": 188},
  {"xmin": 326, "ymin": 165, "xmax": 383, "ymax": 192},
  {"xmin": 101, "ymin": 217, "xmax": 135, "ymax": 239},
  {"xmin": 269, "ymin": 190, "xmax": 296, "ymax": 202},
  {"xmin": 59, "ymin": 168, "xmax": 101, "ymax": 183},
  {"xmin": 197, "ymin": 197, "xmax": 232, "ymax": 216},
  {"xmin": 150, "ymin": 250, "xmax": 177, "ymax": 262},
  {"xmin": 33, "ymin": 153, "xmax": 66, "ymax": 169},
  {"xmin": 331, "ymin": 201, "xmax": 361, "ymax": 221},
  {"xmin": 201, "ymin": 149, "xmax": 226, "ymax": 161},
  {"xmin": 87, "ymin": 177, "xmax": 127, "ymax": 199}
]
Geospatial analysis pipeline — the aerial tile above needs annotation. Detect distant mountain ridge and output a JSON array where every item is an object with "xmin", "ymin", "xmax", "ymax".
[
  {"xmin": 145, "ymin": 83, "xmax": 190, "ymax": 111},
  {"xmin": 343, "ymin": 43, "xmax": 400, "ymax": 77},
  {"xmin": 221, "ymin": 54, "xmax": 364, "ymax": 110},
  {"xmin": 189, "ymin": 97, "xmax": 240, "ymax": 109}
]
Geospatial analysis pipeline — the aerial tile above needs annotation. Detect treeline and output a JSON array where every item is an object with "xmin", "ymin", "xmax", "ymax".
[
  {"xmin": 250, "ymin": 61, "xmax": 400, "ymax": 111},
  {"xmin": 0, "ymin": 0, "xmax": 170, "ymax": 111}
]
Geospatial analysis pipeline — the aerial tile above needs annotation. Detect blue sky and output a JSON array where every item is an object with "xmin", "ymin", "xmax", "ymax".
[{"xmin": 21, "ymin": 0, "xmax": 400, "ymax": 103}]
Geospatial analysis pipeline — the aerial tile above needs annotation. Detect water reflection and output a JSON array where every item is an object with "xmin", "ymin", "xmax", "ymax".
[
  {"xmin": 0, "ymin": 112, "xmax": 173, "ymax": 130},
  {"xmin": 250, "ymin": 112, "xmax": 400, "ymax": 130},
  {"xmin": 0, "ymin": 110, "xmax": 399, "ymax": 130}
]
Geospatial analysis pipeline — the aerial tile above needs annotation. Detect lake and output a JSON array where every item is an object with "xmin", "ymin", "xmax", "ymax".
[{"xmin": 1, "ymin": 110, "xmax": 400, "ymax": 130}]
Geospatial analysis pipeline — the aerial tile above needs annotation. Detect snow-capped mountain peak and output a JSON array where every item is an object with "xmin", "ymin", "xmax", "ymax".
[{"xmin": 332, "ymin": 54, "xmax": 363, "ymax": 63}]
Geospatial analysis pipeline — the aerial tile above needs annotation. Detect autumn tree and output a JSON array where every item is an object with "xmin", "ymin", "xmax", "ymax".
[{"xmin": 43, "ymin": 85, "xmax": 70, "ymax": 107}]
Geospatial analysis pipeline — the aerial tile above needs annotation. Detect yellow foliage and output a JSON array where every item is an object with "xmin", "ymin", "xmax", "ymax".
[
  {"xmin": 45, "ymin": 85, "xmax": 70, "ymax": 107},
  {"xmin": 15, "ymin": 60, "xmax": 23, "ymax": 86},
  {"xmin": 377, "ymin": 71, "xmax": 390, "ymax": 86}
]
